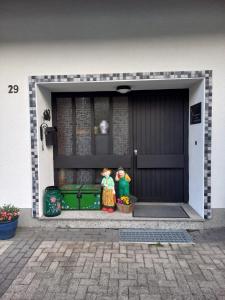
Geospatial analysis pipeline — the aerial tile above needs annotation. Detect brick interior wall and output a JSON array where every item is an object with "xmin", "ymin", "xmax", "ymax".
[{"xmin": 75, "ymin": 97, "xmax": 93, "ymax": 184}]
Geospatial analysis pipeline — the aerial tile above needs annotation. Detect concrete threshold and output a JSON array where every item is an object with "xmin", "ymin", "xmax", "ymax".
[{"xmin": 38, "ymin": 203, "xmax": 204, "ymax": 230}]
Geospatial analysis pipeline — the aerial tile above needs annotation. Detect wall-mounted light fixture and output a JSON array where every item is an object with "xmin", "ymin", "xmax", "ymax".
[
  {"xmin": 40, "ymin": 109, "xmax": 56, "ymax": 151},
  {"xmin": 43, "ymin": 109, "xmax": 51, "ymax": 121},
  {"xmin": 116, "ymin": 85, "xmax": 131, "ymax": 94}
]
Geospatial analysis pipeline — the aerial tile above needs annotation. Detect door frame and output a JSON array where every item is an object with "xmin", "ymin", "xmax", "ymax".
[{"xmin": 29, "ymin": 70, "xmax": 212, "ymax": 219}]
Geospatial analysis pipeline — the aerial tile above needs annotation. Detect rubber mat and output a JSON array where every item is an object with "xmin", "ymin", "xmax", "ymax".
[
  {"xmin": 119, "ymin": 229, "xmax": 193, "ymax": 244},
  {"xmin": 133, "ymin": 204, "xmax": 189, "ymax": 218}
]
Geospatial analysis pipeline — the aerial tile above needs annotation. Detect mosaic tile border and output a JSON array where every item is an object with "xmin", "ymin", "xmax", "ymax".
[{"xmin": 29, "ymin": 70, "xmax": 212, "ymax": 218}]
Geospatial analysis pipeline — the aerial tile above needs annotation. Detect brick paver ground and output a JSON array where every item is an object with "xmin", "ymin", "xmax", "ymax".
[{"xmin": 0, "ymin": 227, "xmax": 225, "ymax": 300}]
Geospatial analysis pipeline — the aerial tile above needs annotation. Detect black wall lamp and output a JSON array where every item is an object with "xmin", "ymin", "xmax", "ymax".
[
  {"xmin": 40, "ymin": 109, "xmax": 57, "ymax": 150},
  {"xmin": 43, "ymin": 109, "xmax": 51, "ymax": 121},
  {"xmin": 116, "ymin": 85, "xmax": 131, "ymax": 94}
]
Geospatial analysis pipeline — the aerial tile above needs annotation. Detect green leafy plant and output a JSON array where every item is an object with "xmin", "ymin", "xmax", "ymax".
[{"xmin": 0, "ymin": 205, "xmax": 20, "ymax": 223}]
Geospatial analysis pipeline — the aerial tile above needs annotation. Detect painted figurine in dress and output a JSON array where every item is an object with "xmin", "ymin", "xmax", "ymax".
[{"xmin": 101, "ymin": 168, "xmax": 116, "ymax": 213}]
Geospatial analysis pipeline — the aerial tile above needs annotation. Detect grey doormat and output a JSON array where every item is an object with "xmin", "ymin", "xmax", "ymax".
[
  {"xmin": 133, "ymin": 204, "xmax": 189, "ymax": 218},
  {"xmin": 119, "ymin": 229, "xmax": 193, "ymax": 244}
]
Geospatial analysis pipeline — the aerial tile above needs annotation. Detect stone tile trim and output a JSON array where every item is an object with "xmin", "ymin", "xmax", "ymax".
[{"xmin": 29, "ymin": 70, "xmax": 212, "ymax": 218}]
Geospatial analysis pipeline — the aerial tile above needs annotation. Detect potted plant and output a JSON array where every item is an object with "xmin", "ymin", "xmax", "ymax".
[
  {"xmin": 0, "ymin": 204, "xmax": 20, "ymax": 239},
  {"xmin": 117, "ymin": 196, "xmax": 133, "ymax": 213}
]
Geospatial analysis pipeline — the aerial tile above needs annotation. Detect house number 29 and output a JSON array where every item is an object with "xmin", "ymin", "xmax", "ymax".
[{"xmin": 8, "ymin": 85, "xmax": 19, "ymax": 93}]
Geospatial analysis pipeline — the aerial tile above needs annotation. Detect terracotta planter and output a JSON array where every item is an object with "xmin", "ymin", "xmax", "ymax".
[
  {"xmin": 0, "ymin": 219, "xmax": 18, "ymax": 240},
  {"xmin": 117, "ymin": 203, "xmax": 133, "ymax": 213}
]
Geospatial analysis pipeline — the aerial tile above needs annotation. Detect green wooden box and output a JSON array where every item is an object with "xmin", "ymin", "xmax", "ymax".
[{"xmin": 59, "ymin": 184, "xmax": 101, "ymax": 210}]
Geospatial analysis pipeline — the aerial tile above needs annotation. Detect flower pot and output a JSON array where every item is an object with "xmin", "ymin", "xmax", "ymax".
[
  {"xmin": 0, "ymin": 219, "xmax": 18, "ymax": 240},
  {"xmin": 117, "ymin": 203, "xmax": 133, "ymax": 214},
  {"xmin": 43, "ymin": 186, "xmax": 62, "ymax": 217}
]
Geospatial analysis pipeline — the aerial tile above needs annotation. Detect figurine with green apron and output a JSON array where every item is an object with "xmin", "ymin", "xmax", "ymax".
[{"xmin": 115, "ymin": 167, "xmax": 131, "ymax": 198}]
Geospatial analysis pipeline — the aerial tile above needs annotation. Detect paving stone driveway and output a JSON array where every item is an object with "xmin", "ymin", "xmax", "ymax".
[{"xmin": 0, "ymin": 227, "xmax": 225, "ymax": 300}]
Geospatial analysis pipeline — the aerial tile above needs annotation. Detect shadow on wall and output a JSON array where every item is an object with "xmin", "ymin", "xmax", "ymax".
[{"xmin": 0, "ymin": 0, "xmax": 225, "ymax": 42}]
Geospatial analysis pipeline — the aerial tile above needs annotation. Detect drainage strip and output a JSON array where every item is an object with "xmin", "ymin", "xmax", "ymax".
[{"xmin": 119, "ymin": 229, "xmax": 193, "ymax": 244}]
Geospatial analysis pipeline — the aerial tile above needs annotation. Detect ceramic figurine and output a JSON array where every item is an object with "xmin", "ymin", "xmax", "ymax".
[
  {"xmin": 101, "ymin": 168, "xmax": 116, "ymax": 213},
  {"xmin": 99, "ymin": 120, "xmax": 109, "ymax": 134},
  {"xmin": 115, "ymin": 167, "xmax": 131, "ymax": 198}
]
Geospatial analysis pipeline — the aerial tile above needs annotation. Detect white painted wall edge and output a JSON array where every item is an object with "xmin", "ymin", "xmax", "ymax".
[
  {"xmin": 36, "ymin": 78, "xmax": 205, "ymax": 218},
  {"xmin": 36, "ymin": 85, "xmax": 54, "ymax": 217},
  {"xmin": 189, "ymin": 80, "xmax": 205, "ymax": 218}
]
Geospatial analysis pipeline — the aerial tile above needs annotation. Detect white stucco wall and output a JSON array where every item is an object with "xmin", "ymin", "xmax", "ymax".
[
  {"xmin": 36, "ymin": 86, "xmax": 54, "ymax": 216},
  {"xmin": 0, "ymin": 0, "xmax": 224, "ymax": 212},
  {"xmin": 189, "ymin": 81, "xmax": 205, "ymax": 217}
]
